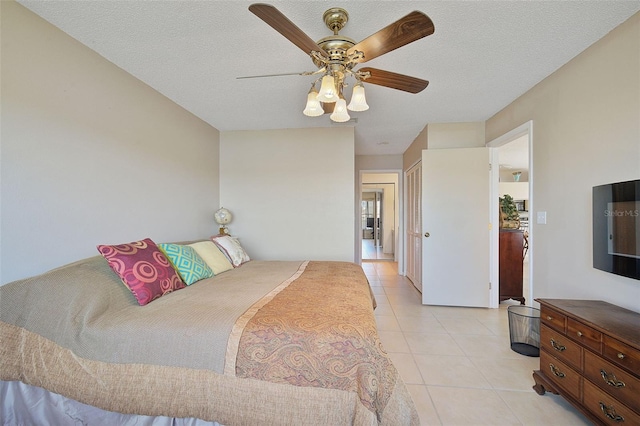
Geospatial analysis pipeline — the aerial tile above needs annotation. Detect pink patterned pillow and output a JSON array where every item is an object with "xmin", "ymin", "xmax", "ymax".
[{"xmin": 97, "ymin": 238, "xmax": 186, "ymax": 305}]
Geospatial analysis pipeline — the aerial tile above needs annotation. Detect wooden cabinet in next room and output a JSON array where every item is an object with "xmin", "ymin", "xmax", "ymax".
[{"xmin": 499, "ymin": 229, "xmax": 525, "ymax": 304}]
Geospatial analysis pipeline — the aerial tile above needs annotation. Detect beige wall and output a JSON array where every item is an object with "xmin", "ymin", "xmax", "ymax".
[
  {"xmin": 499, "ymin": 182, "xmax": 529, "ymax": 201},
  {"xmin": 427, "ymin": 122, "xmax": 486, "ymax": 149},
  {"xmin": 356, "ymin": 155, "xmax": 403, "ymax": 171},
  {"xmin": 486, "ymin": 12, "xmax": 640, "ymax": 311},
  {"xmin": 0, "ymin": 1, "xmax": 220, "ymax": 284},
  {"xmin": 403, "ymin": 122, "xmax": 485, "ymax": 171},
  {"xmin": 403, "ymin": 125, "xmax": 428, "ymax": 171},
  {"xmin": 220, "ymin": 128, "xmax": 355, "ymax": 262}
]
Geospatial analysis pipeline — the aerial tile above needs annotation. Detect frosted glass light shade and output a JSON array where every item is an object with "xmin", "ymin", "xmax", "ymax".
[
  {"xmin": 347, "ymin": 84, "xmax": 369, "ymax": 111},
  {"xmin": 330, "ymin": 98, "xmax": 350, "ymax": 122},
  {"xmin": 302, "ymin": 89, "xmax": 323, "ymax": 117},
  {"xmin": 316, "ymin": 75, "xmax": 339, "ymax": 103}
]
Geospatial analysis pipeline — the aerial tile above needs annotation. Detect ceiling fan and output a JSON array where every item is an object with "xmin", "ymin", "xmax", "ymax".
[{"xmin": 243, "ymin": 3, "xmax": 435, "ymax": 122}]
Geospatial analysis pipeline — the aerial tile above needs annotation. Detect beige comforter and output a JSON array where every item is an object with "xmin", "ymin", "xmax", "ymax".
[{"xmin": 0, "ymin": 256, "xmax": 418, "ymax": 425}]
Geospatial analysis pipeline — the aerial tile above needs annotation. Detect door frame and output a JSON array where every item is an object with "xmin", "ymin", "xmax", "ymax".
[
  {"xmin": 486, "ymin": 120, "xmax": 534, "ymax": 308},
  {"xmin": 357, "ymin": 170, "xmax": 404, "ymax": 270}
]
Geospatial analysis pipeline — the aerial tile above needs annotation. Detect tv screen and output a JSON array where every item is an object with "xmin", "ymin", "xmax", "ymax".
[{"xmin": 593, "ymin": 179, "xmax": 640, "ymax": 280}]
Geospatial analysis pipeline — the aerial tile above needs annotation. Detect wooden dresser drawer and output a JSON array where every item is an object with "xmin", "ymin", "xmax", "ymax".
[
  {"xmin": 534, "ymin": 299, "xmax": 640, "ymax": 426},
  {"xmin": 568, "ymin": 317, "xmax": 602, "ymax": 353},
  {"xmin": 540, "ymin": 305, "xmax": 566, "ymax": 333},
  {"xmin": 603, "ymin": 335, "xmax": 640, "ymax": 374},
  {"xmin": 583, "ymin": 380, "xmax": 640, "ymax": 426},
  {"xmin": 584, "ymin": 350, "xmax": 640, "ymax": 413},
  {"xmin": 541, "ymin": 324, "xmax": 582, "ymax": 370},
  {"xmin": 540, "ymin": 350, "xmax": 581, "ymax": 401}
]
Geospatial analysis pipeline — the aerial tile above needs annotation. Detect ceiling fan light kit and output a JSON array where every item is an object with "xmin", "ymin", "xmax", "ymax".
[
  {"xmin": 248, "ymin": 3, "xmax": 434, "ymax": 123},
  {"xmin": 316, "ymin": 74, "xmax": 339, "ymax": 103},
  {"xmin": 302, "ymin": 85, "xmax": 324, "ymax": 117},
  {"xmin": 347, "ymin": 83, "xmax": 369, "ymax": 112},
  {"xmin": 330, "ymin": 98, "xmax": 351, "ymax": 123}
]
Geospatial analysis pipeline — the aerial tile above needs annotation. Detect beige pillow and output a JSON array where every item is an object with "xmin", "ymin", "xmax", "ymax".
[
  {"xmin": 188, "ymin": 241, "xmax": 233, "ymax": 275},
  {"xmin": 211, "ymin": 235, "xmax": 251, "ymax": 267}
]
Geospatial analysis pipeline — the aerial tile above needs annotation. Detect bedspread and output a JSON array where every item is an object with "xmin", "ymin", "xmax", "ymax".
[
  {"xmin": 0, "ymin": 256, "xmax": 419, "ymax": 425},
  {"xmin": 230, "ymin": 261, "xmax": 396, "ymax": 421}
]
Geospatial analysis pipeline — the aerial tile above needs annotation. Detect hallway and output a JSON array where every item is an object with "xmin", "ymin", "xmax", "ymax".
[{"xmin": 361, "ymin": 238, "xmax": 394, "ymax": 261}]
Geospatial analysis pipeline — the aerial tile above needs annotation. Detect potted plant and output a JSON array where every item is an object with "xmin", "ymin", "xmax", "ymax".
[{"xmin": 500, "ymin": 194, "xmax": 521, "ymax": 229}]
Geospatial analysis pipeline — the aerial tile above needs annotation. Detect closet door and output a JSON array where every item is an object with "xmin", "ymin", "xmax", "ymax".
[{"xmin": 405, "ymin": 162, "xmax": 422, "ymax": 291}]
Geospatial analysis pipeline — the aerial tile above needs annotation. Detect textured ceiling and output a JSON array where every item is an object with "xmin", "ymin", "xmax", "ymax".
[{"xmin": 16, "ymin": 1, "xmax": 640, "ymax": 156}]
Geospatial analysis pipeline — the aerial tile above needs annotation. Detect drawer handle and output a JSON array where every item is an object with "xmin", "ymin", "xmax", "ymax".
[
  {"xmin": 617, "ymin": 353, "xmax": 626, "ymax": 360},
  {"xmin": 550, "ymin": 338, "xmax": 566, "ymax": 352},
  {"xmin": 577, "ymin": 331, "xmax": 583, "ymax": 337},
  {"xmin": 546, "ymin": 315, "xmax": 553, "ymax": 321},
  {"xmin": 600, "ymin": 369, "xmax": 626, "ymax": 388},
  {"xmin": 599, "ymin": 402, "xmax": 624, "ymax": 422},
  {"xmin": 549, "ymin": 363, "xmax": 565, "ymax": 378}
]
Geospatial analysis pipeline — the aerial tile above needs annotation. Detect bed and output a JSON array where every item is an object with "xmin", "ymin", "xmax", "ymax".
[{"xmin": 0, "ymin": 238, "xmax": 419, "ymax": 425}]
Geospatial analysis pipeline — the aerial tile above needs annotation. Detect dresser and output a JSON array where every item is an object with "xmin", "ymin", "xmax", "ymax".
[
  {"xmin": 499, "ymin": 230, "xmax": 525, "ymax": 304},
  {"xmin": 533, "ymin": 299, "xmax": 640, "ymax": 425}
]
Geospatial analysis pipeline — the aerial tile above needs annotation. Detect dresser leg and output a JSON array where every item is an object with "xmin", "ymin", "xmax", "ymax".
[{"xmin": 532, "ymin": 370, "xmax": 559, "ymax": 396}]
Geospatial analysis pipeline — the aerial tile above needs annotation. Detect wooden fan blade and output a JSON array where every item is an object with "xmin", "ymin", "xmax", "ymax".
[
  {"xmin": 359, "ymin": 68, "xmax": 429, "ymax": 94},
  {"xmin": 348, "ymin": 11, "xmax": 434, "ymax": 63},
  {"xmin": 249, "ymin": 4, "xmax": 327, "ymax": 57}
]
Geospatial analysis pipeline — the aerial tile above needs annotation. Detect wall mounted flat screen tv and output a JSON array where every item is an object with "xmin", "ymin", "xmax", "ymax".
[{"xmin": 593, "ymin": 179, "xmax": 640, "ymax": 280}]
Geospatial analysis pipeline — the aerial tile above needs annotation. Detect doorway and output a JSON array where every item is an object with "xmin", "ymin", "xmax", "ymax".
[
  {"xmin": 360, "ymin": 172, "xmax": 400, "ymax": 263},
  {"xmin": 488, "ymin": 121, "xmax": 533, "ymax": 307},
  {"xmin": 361, "ymin": 189, "xmax": 388, "ymax": 260}
]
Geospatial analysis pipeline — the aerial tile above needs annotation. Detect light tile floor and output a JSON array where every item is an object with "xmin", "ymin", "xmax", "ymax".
[
  {"xmin": 362, "ymin": 261, "xmax": 591, "ymax": 426},
  {"xmin": 362, "ymin": 238, "xmax": 394, "ymax": 261}
]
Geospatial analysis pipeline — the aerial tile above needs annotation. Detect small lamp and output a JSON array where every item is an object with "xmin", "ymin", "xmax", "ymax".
[
  {"xmin": 214, "ymin": 207, "xmax": 233, "ymax": 235},
  {"xmin": 347, "ymin": 83, "xmax": 369, "ymax": 112}
]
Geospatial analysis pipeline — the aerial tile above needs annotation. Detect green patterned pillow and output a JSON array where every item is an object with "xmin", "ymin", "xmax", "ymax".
[{"xmin": 158, "ymin": 243, "xmax": 213, "ymax": 285}]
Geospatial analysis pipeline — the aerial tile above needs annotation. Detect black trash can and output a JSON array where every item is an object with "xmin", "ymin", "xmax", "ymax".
[{"xmin": 507, "ymin": 305, "xmax": 540, "ymax": 357}]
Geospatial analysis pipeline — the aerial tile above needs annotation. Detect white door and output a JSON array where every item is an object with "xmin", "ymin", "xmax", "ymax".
[
  {"xmin": 422, "ymin": 148, "xmax": 491, "ymax": 307},
  {"xmin": 405, "ymin": 162, "xmax": 422, "ymax": 291}
]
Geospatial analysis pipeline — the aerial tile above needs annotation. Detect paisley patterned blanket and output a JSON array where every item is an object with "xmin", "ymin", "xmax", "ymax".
[
  {"xmin": 229, "ymin": 261, "xmax": 396, "ymax": 420},
  {"xmin": 0, "ymin": 256, "xmax": 419, "ymax": 425}
]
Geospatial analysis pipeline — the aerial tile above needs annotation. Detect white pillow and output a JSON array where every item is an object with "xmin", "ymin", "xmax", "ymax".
[
  {"xmin": 211, "ymin": 235, "xmax": 251, "ymax": 267},
  {"xmin": 188, "ymin": 241, "xmax": 234, "ymax": 274}
]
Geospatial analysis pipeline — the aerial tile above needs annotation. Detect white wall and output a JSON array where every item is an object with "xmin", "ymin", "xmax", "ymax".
[
  {"xmin": 486, "ymin": 12, "xmax": 640, "ymax": 312},
  {"xmin": 1, "ymin": 1, "xmax": 220, "ymax": 284},
  {"xmin": 220, "ymin": 128, "xmax": 354, "ymax": 262}
]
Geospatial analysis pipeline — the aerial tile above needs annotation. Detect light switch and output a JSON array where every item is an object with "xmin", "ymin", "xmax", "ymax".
[{"xmin": 537, "ymin": 211, "xmax": 547, "ymax": 224}]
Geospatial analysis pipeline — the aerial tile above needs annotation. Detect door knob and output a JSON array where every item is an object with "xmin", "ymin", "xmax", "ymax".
[{"xmin": 424, "ymin": 232, "xmax": 430, "ymax": 238}]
